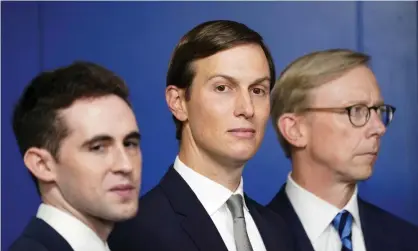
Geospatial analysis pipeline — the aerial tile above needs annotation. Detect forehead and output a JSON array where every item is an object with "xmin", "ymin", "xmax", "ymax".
[
  {"xmin": 193, "ymin": 44, "xmax": 270, "ymax": 82},
  {"xmin": 60, "ymin": 95, "xmax": 138, "ymax": 140},
  {"xmin": 311, "ymin": 66, "xmax": 382, "ymax": 106}
]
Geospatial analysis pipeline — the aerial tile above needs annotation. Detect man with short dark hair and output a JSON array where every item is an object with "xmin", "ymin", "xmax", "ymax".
[
  {"xmin": 9, "ymin": 61, "xmax": 142, "ymax": 251},
  {"xmin": 109, "ymin": 20, "xmax": 294, "ymax": 251}
]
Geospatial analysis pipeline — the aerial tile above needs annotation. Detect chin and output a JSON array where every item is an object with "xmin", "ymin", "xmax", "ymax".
[
  {"xmin": 353, "ymin": 165, "xmax": 374, "ymax": 181},
  {"xmin": 107, "ymin": 204, "xmax": 139, "ymax": 222},
  {"xmin": 230, "ymin": 149, "xmax": 256, "ymax": 163},
  {"xmin": 228, "ymin": 141, "xmax": 257, "ymax": 156}
]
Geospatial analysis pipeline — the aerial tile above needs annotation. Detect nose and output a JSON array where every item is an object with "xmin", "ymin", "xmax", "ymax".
[
  {"xmin": 112, "ymin": 147, "xmax": 134, "ymax": 174},
  {"xmin": 233, "ymin": 90, "xmax": 254, "ymax": 119},
  {"xmin": 366, "ymin": 109, "xmax": 386, "ymax": 137}
]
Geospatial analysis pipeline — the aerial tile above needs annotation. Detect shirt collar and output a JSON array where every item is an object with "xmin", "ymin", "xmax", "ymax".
[
  {"xmin": 285, "ymin": 172, "xmax": 360, "ymax": 242},
  {"xmin": 173, "ymin": 155, "xmax": 248, "ymax": 216},
  {"xmin": 36, "ymin": 203, "xmax": 110, "ymax": 251}
]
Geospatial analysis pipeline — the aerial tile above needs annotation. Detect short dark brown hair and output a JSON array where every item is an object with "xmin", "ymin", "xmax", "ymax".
[
  {"xmin": 12, "ymin": 61, "xmax": 131, "ymax": 195},
  {"xmin": 166, "ymin": 20, "xmax": 276, "ymax": 140}
]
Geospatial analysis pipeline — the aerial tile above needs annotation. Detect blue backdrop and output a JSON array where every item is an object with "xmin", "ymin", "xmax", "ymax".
[{"xmin": 2, "ymin": 2, "xmax": 418, "ymax": 249}]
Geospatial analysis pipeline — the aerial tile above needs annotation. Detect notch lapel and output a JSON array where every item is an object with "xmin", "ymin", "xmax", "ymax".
[
  {"xmin": 24, "ymin": 217, "xmax": 74, "ymax": 251},
  {"xmin": 159, "ymin": 167, "xmax": 228, "ymax": 251},
  {"xmin": 245, "ymin": 195, "xmax": 282, "ymax": 251},
  {"xmin": 267, "ymin": 185, "xmax": 315, "ymax": 251},
  {"xmin": 358, "ymin": 198, "xmax": 394, "ymax": 251}
]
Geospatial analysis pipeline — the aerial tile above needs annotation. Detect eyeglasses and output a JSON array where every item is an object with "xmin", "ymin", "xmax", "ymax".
[{"xmin": 302, "ymin": 104, "xmax": 396, "ymax": 127}]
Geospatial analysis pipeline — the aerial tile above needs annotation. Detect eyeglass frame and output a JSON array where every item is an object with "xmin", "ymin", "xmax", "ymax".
[{"xmin": 299, "ymin": 103, "xmax": 396, "ymax": 127}]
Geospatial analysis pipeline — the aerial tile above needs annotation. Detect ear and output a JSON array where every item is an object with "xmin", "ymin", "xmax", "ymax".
[
  {"xmin": 165, "ymin": 85, "xmax": 188, "ymax": 122},
  {"xmin": 23, "ymin": 147, "xmax": 57, "ymax": 183},
  {"xmin": 277, "ymin": 113, "xmax": 308, "ymax": 148}
]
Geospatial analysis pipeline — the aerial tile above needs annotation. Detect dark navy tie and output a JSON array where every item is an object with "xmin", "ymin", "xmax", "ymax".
[{"xmin": 332, "ymin": 210, "xmax": 353, "ymax": 251}]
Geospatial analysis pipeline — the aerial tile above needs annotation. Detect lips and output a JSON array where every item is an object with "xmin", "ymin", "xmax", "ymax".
[
  {"xmin": 358, "ymin": 152, "xmax": 378, "ymax": 163},
  {"xmin": 110, "ymin": 184, "xmax": 136, "ymax": 199},
  {"xmin": 362, "ymin": 151, "xmax": 378, "ymax": 156},
  {"xmin": 110, "ymin": 184, "xmax": 135, "ymax": 191},
  {"xmin": 229, "ymin": 128, "xmax": 255, "ymax": 133},
  {"xmin": 228, "ymin": 128, "xmax": 256, "ymax": 139}
]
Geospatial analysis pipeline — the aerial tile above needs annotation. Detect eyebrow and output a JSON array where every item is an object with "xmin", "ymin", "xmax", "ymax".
[
  {"xmin": 81, "ymin": 135, "xmax": 113, "ymax": 148},
  {"xmin": 81, "ymin": 131, "xmax": 141, "ymax": 148},
  {"xmin": 207, "ymin": 74, "xmax": 270, "ymax": 86},
  {"xmin": 375, "ymin": 100, "xmax": 385, "ymax": 106},
  {"xmin": 344, "ymin": 99, "xmax": 385, "ymax": 106},
  {"xmin": 124, "ymin": 131, "xmax": 141, "ymax": 141}
]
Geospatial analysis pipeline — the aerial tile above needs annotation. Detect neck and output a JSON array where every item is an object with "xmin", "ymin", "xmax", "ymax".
[
  {"xmin": 178, "ymin": 136, "xmax": 244, "ymax": 192},
  {"xmin": 291, "ymin": 154, "xmax": 356, "ymax": 209},
  {"xmin": 42, "ymin": 191, "xmax": 112, "ymax": 242}
]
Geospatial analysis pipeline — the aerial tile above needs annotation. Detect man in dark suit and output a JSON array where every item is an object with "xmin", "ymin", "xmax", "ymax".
[
  {"xmin": 267, "ymin": 48, "xmax": 418, "ymax": 251},
  {"xmin": 108, "ymin": 20, "xmax": 294, "ymax": 251},
  {"xmin": 9, "ymin": 62, "xmax": 143, "ymax": 251}
]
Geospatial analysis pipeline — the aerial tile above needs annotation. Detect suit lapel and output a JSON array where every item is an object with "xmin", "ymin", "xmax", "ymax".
[
  {"xmin": 268, "ymin": 185, "xmax": 315, "ymax": 251},
  {"xmin": 358, "ymin": 198, "xmax": 393, "ymax": 251},
  {"xmin": 180, "ymin": 214, "xmax": 228, "ymax": 251},
  {"xmin": 159, "ymin": 167, "xmax": 228, "ymax": 251},
  {"xmin": 245, "ymin": 195, "xmax": 280, "ymax": 251},
  {"xmin": 24, "ymin": 217, "xmax": 74, "ymax": 251}
]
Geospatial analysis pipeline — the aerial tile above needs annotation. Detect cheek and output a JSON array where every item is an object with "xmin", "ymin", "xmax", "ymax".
[
  {"xmin": 58, "ymin": 154, "xmax": 109, "ymax": 193},
  {"xmin": 253, "ymin": 98, "xmax": 270, "ymax": 126},
  {"xmin": 309, "ymin": 117, "xmax": 343, "ymax": 155},
  {"xmin": 188, "ymin": 97, "xmax": 231, "ymax": 133},
  {"xmin": 333, "ymin": 116, "xmax": 364, "ymax": 153},
  {"xmin": 310, "ymin": 117, "xmax": 360, "ymax": 160},
  {"xmin": 129, "ymin": 153, "xmax": 142, "ymax": 181}
]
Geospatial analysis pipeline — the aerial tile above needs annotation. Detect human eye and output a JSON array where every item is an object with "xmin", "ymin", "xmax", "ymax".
[
  {"xmin": 251, "ymin": 87, "xmax": 267, "ymax": 96},
  {"xmin": 89, "ymin": 143, "xmax": 107, "ymax": 153},
  {"xmin": 378, "ymin": 105, "xmax": 388, "ymax": 114},
  {"xmin": 350, "ymin": 105, "xmax": 368, "ymax": 117},
  {"xmin": 214, "ymin": 84, "xmax": 231, "ymax": 92},
  {"xmin": 124, "ymin": 140, "xmax": 139, "ymax": 149}
]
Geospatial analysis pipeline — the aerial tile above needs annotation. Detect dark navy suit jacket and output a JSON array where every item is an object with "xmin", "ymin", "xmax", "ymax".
[
  {"xmin": 267, "ymin": 184, "xmax": 418, "ymax": 251},
  {"xmin": 108, "ymin": 167, "xmax": 295, "ymax": 251},
  {"xmin": 9, "ymin": 217, "xmax": 73, "ymax": 251}
]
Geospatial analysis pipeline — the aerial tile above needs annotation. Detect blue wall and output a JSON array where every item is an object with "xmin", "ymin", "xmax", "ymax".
[{"xmin": 2, "ymin": 2, "xmax": 417, "ymax": 249}]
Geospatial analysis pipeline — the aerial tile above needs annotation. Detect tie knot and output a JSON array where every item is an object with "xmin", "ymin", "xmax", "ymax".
[
  {"xmin": 226, "ymin": 194, "xmax": 245, "ymax": 219},
  {"xmin": 332, "ymin": 210, "xmax": 353, "ymax": 240}
]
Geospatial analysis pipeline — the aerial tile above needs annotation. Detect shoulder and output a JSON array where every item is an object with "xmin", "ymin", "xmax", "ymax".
[
  {"xmin": 108, "ymin": 185, "xmax": 178, "ymax": 250},
  {"xmin": 9, "ymin": 217, "xmax": 66, "ymax": 251},
  {"xmin": 266, "ymin": 186, "xmax": 288, "ymax": 211},
  {"xmin": 245, "ymin": 194, "xmax": 290, "ymax": 228},
  {"xmin": 9, "ymin": 237, "xmax": 50, "ymax": 251},
  {"xmin": 113, "ymin": 184, "xmax": 172, "ymax": 229},
  {"xmin": 360, "ymin": 199, "xmax": 418, "ymax": 240}
]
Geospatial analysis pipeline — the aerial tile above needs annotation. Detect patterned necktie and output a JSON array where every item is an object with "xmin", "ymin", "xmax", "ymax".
[
  {"xmin": 226, "ymin": 194, "xmax": 254, "ymax": 251},
  {"xmin": 332, "ymin": 210, "xmax": 354, "ymax": 251}
]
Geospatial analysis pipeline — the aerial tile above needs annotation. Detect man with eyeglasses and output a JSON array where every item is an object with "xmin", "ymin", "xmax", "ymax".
[{"xmin": 267, "ymin": 49, "xmax": 418, "ymax": 251}]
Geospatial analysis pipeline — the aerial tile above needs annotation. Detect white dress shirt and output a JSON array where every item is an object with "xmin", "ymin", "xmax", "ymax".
[
  {"xmin": 285, "ymin": 173, "xmax": 366, "ymax": 251},
  {"xmin": 36, "ymin": 203, "xmax": 111, "ymax": 251},
  {"xmin": 173, "ymin": 156, "xmax": 267, "ymax": 251}
]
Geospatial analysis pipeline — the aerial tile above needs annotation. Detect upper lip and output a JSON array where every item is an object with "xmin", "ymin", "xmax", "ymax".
[
  {"xmin": 362, "ymin": 151, "xmax": 378, "ymax": 155},
  {"xmin": 228, "ymin": 128, "xmax": 256, "ymax": 133},
  {"xmin": 110, "ymin": 184, "xmax": 135, "ymax": 191}
]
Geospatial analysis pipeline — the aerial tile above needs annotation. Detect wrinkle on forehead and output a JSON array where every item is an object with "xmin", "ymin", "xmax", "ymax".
[
  {"xmin": 309, "ymin": 66, "xmax": 383, "ymax": 107},
  {"xmin": 60, "ymin": 96, "xmax": 138, "ymax": 140},
  {"xmin": 194, "ymin": 44, "xmax": 270, "ymax": 86}
]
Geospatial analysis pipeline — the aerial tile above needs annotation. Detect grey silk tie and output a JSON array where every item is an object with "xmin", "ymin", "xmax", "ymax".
[{"xmin": 226, "ymin": 194, "xmax": 254, "ymax": 251}]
